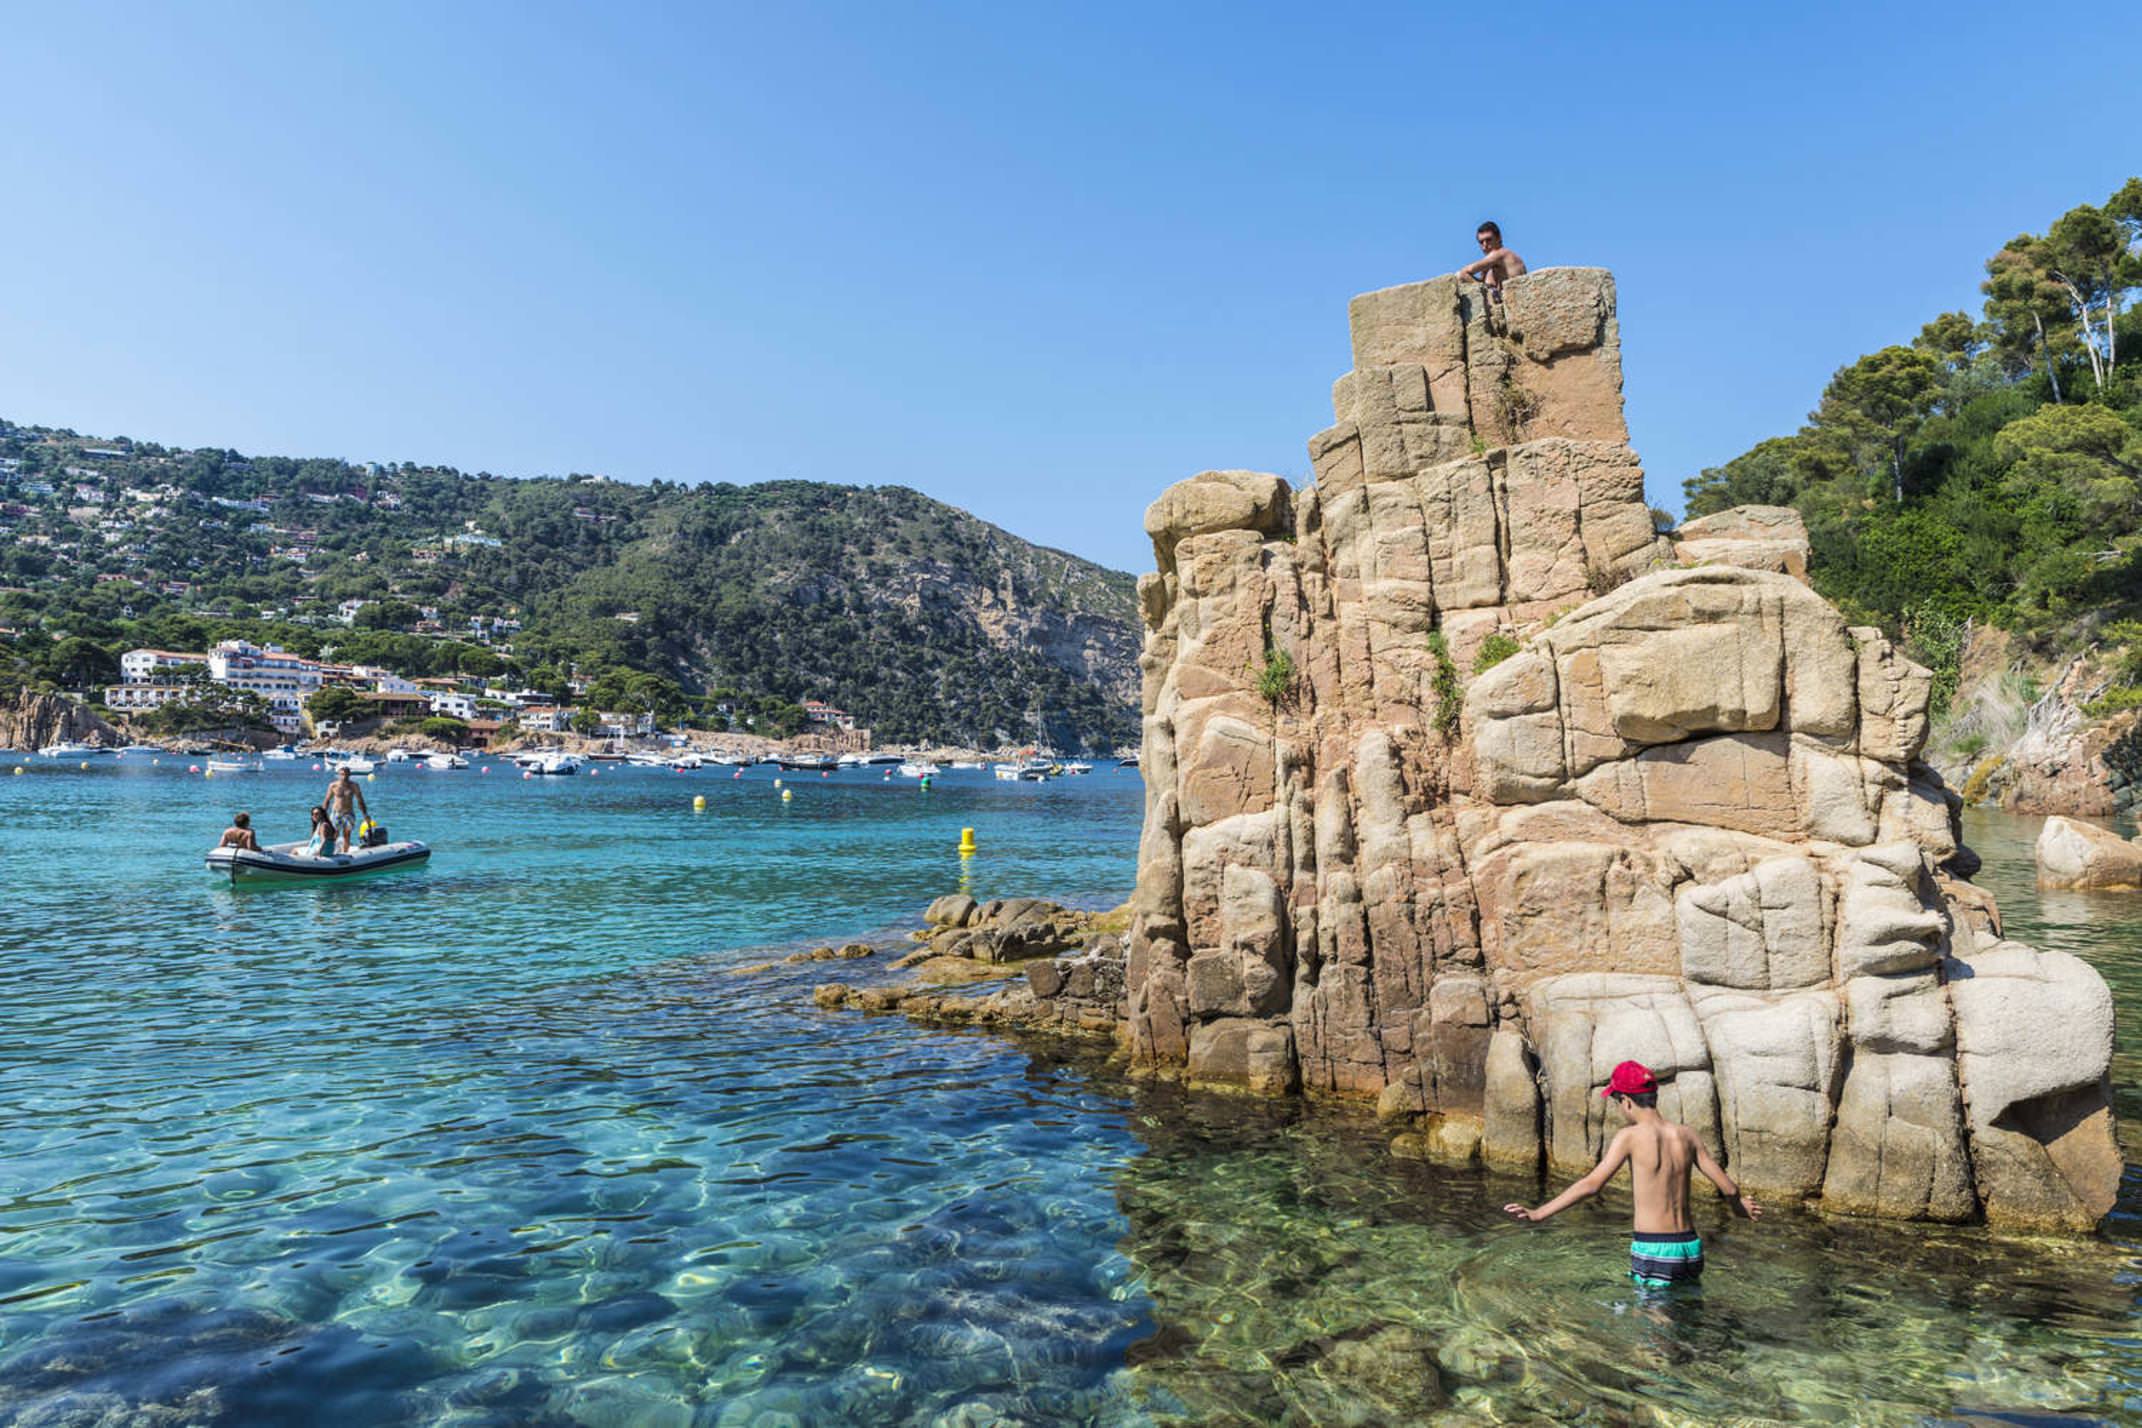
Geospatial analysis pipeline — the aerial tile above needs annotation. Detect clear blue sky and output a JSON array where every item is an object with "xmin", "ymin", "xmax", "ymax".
[{"xmin": 4, "ymin": 3, "xmax": 2136, "ymax": 574}]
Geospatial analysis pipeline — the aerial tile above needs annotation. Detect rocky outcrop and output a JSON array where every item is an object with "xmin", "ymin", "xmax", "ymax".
[
  {"xmin": 0, "ymin": 688, "xmax": 117, "ymax": 751},
  {"xmin": 1126, "ymin": 269, "xmax": 2120, "ymax": 1230},
  {"xmin": 815, "ymin": 899, "xmax": 1131, "ymax": 1040},
  {"xmin": 2035, "ymin": 815, "xmax": 2142, "ymax": 890},
  {"xmin": 1671, "ymin": 505, "xmax": 1811, "ymax": 581}
]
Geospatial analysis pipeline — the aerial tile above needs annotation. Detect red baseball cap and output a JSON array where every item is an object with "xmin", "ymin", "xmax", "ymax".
[{"xmin": 1601, "ymin": 1061, "xmax": 1657, "ymax": 1098}]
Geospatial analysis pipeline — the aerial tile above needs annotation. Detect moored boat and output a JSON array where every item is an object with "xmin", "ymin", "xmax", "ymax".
[
  {"xmin": 39, "ymin": 741, "xmax": 107, "ymax": 758},
  {"xmin": 206, "ymin": 757, "xmax": 262, "ymax": 774},
  {"xmin": 1061, "ymin": 761, "xmax": 1093, "ymax": 775},
  {"xmin": 424, "ymin": 752, "xmax": 469, "ymax": 770},
  {"xmin": 206, "ymin": 838, "xmax": 430, "ymax": 884},
  {"xmin": 528, "ymin": 752, "xmax": 581, "ymax": 775},
  {"xmin": 896, "ymin": 761, "xmax": 938, "ymax": 779},
  {"xmin": 328, "ymin": 755, "xmax": 378, "ymax": 774},
  {"xmin": 776, "ymin": 755, "xmax": 839, "ymax": 772}
]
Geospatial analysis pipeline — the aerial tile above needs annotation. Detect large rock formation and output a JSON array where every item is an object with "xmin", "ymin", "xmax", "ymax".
[{"xmin": 1127, "ymin": 269, "xmax": 2120, "ymax": 1230}]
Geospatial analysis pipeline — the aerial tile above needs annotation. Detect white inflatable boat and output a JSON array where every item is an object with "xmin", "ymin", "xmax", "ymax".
[{"xmin": 205, "ymin": 839, "xmax": 431, "ymax": 884}]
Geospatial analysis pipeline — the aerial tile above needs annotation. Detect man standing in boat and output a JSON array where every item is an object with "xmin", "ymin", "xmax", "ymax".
[{"xmin": 322, "ymin": 767, "xmax": 372, "ymax": 853}]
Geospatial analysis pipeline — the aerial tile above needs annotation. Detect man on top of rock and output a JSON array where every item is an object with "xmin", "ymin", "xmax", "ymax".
[
  {"xmin": 1460, "ymin": 220, "xmax": 1527, "ymax": 298},
  {"xmin": 1502, "ymin": 1060, "xmax": 1761, "ymax": 1289}
]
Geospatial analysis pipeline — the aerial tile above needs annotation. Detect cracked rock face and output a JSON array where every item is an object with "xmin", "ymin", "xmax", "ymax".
[{"xmin": 1127, "ymin": 268, "xmax": 2120, "ymax": 1231}]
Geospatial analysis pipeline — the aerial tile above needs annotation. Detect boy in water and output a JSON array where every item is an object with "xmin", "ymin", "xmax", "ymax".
[
  {"xmin": 1460, "ymin": 220, "xmax": 1527, "ymax": 298},
  {"xmin": 1503, "ymin": 1061, "xmax": 1761, "ymax": 1287}
]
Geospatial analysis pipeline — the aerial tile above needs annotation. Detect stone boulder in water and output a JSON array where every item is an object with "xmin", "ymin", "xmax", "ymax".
[
  {"xmin": 2035, "ymin": 814, "xmax": 2142, "ymax": 890},
  {"xmin": 1125, "ymin": 268, "xmax": 2120, "ymax": 1231}
]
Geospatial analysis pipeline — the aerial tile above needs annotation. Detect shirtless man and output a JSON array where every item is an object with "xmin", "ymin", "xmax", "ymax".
[
  {"xmin": 322, "ymin": 767, "xmax": 371, "ymax": 853},
  {"xmin": 1460, "ymin": 220, "xmax": 1527, "ymax": 298},
  {"xmin": 1503, "ymin": 1061, "xmax": 1760, "ymax": 1287},
  {"xmin": 218, "ymin": 811, "xmax": 261, "ymax": 852}
]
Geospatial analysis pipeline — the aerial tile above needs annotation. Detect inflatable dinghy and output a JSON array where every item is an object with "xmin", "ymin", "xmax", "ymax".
[{"xmin": 205, "ymin": 839, "xmax": 430, "ymax": 884}]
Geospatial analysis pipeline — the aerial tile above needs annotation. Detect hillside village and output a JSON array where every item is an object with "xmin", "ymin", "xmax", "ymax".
[{"xmin": 0, "ymin": 418, "xmax": 1142, "ymax": 750}]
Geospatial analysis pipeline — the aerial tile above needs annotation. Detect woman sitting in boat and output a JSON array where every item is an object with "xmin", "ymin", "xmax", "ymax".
[
  {"xmin": 218, "ymin": 812, "xmax": 262, "ymax": 853},
  {"xmin": 302, "ymin": 806, "xmax": 335, "ymax": 858}
]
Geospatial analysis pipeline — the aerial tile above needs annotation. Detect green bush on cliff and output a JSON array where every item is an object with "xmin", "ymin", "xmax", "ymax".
[
  {"xmin": 1472, "ymin": 632, "xmax": 1522, "ymax": 674},
  {"xmin": 1427, "ymin": 631, "xmax": 1461, "ymax": 739},
  {"xmin": 1255, "ymin": 646, "xmax": 1295, "ymax": 706}
]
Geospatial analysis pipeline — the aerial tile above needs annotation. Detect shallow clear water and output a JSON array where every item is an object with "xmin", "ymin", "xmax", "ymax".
[{"xmin": 3, "ymin": 760, "xmax": 2142, "ymax": 1425}]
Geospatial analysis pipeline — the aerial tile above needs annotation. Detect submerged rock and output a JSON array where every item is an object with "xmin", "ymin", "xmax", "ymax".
[{"xmin": 1122, "ymin": 268, "xmax": 2120, "ymax": 1231}]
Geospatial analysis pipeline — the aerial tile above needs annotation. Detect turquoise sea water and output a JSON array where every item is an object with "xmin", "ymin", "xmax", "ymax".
[{"xmin": 3, "ymin": 757, "xmax": 2142, "ymax": 1425}]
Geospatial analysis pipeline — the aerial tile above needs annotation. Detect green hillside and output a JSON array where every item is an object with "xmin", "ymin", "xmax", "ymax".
[
  {"xmin": 0, "ymin": 424, "xmax": 1142, "ymax": 750},
  {"xmin": 1684, "ymin": 178, "xmax": 2142, "ymax": 715}
]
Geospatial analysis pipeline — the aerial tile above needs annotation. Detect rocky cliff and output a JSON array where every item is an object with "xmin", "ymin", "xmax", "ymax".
[
  {"xmin": 0, "ymin": 689, "xmax": 116, "ymax": 751},
  {"xmin": 1126, "ymin": 269, "xmax": 2120, "ymax": 1231}
]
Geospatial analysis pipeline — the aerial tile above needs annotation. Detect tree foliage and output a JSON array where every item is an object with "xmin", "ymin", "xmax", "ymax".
[{"xmin": 1684, "ymin": 179, "xmax": 2142, "ymax": 657}]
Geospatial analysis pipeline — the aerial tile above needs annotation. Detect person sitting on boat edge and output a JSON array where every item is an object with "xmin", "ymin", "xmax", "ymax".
[
  {"xmin": 1502, "ymin": 1060, "xmax": 1761, "ymax": 1289},
  {"xmin": 322, "ymin": 767, "xmax": 371, "ymax": 853},
  {"xmin": 218, "ymin": 812, "xmax": 261, "ymax": 853}
]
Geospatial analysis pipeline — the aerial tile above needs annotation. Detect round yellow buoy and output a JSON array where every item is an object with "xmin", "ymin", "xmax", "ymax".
[
  {"xmin": 781, "ymin": 788, "xmax": 793, "ymax": 802},
  {"xmin": 773, "ymin": 776, "xmax": 783, "ymax": 787},
  {"xmin": 958, "ymin": 826, "xmax": 977, "ymax": 855},
  {"xmin": 79, "ymin": 761, "xmax": 90, "ymax": 770},
  {"xmin": 366, "ymin": 773, "xmax": 376, "ymax": 782},
  {"xmin": 692, "ymin": 794, "xmax": 707, "ymax": 811},
  {"xmin": 11, "ymin": 766, "xmax": 20, "ymax": 776}
]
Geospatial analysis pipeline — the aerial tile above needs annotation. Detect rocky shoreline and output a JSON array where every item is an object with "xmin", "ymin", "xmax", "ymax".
[{"xmin": 812, "ymin": 897, "xmax": 1131, "ymax": 1042}]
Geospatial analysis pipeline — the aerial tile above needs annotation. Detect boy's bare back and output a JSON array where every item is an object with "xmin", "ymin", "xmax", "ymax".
[{"xmin": 1615, "ymin": 1120, "xmax": 1699, "ymax": 1235}]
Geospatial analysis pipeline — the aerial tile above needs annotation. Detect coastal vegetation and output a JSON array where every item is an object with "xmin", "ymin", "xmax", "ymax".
[
  {"xmin": 1683, "ymin": 178, "xmax": 2142, "ymax": 715},
  {"xmin": 0, "ymin": 427, "xmax": 1141, "ymax": 749}
]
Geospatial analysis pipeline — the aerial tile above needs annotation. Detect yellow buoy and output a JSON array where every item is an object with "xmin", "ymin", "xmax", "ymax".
[
  {"xmin": 203, "ymin": 767, "xmax": 213, "ymax": 779},
  {"xmin": 781, "ymin": 788, "xmax": 793, "ymax": 802},
  {"xmin": 958, "ymin": 826, "xmax": 977, "ymax": 855},
  {"xmin": 692, "ymin": 794, "xmax": 706, "ymax": 811},
  {"xmin": 773, "ymin": 776, "xmax": 783, "ymax": 787},
  {"xmin": 10, "ymin": 766, "xmax": 20, "ymax": 776},
  {"xmin": 366, "ymin": 773, "xmax": 376, "ymax": 782},
  {"xmin": 79, "ymin": 761, "xmax": 90, "ymax": 770}
]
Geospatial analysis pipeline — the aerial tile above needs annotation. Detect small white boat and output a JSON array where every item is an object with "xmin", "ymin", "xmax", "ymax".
[
  {"xmin": 39, "ymin": 741, "xmax": 106, "ymax": 758},
  {"xmin": 264, "ymin": 746, "xmax": 300, "ymax": 761},
  {"xmin": 206, "ymin": 838, "xmax": 430, "ymax": 884},
  {"xmin": 993, "ymin": 763, "xmax": 1023, "ymax": 781},
  {"xmin": 950, "ymin": 760, "xmax": 984, "ymax": 771},
  {"xmin": 329, "ymin": 756, "xmax": 378, "ymax": 774},
  {"xmin": 206, "ymin": 757, "xmax": 262, "ymax": 774},
  {"xmin": 897, "ymin": 761, "xmax": 939, "ymax": 779},
  {"xmin": 385, "ymin": 748, "xmax": 416, "ymax": 764},
  {"xmin": 529, "ymin": 752, "xmax": 581, "ymax": 775},
  {"xmin": 425, "ymin": 752, "xmax": 468, "ymax": 770}
]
